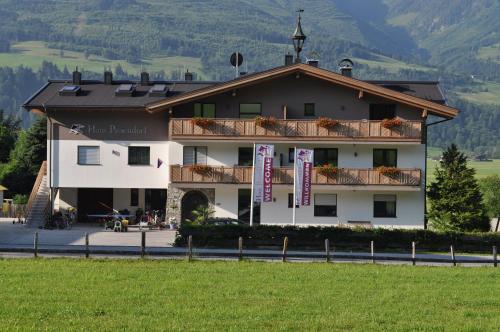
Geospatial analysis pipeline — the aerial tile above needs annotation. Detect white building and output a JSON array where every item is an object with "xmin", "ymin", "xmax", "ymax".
[{"xmin": 23, "ymin": 60, "xmax": 458, "ymax": 228}]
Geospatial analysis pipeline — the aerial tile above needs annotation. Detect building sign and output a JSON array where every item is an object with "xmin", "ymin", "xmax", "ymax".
[
  {"xmin": 86, "ymin": 124, "xmax": 149, "ymax": 136},
  {"xmin": 295, "ymin": 148, "xmax": 314, "ymax": 206},
  {"xmin": 253, "ymin": 144, "xmax": 274, "ymax": 203}
]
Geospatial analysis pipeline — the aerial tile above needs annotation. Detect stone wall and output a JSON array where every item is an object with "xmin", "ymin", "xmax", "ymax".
[{"xmin": 166, "ymin": 187, "xmax": 215, "ymax": 224}]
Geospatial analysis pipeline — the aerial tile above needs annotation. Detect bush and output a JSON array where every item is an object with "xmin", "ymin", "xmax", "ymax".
[
  {"xmin": 13, "ymin": 194, "xmax": 28, "ymax": 204},
  {"xmin": 175, "ymin": 224, "xmax": 500, "ymax": 252}
]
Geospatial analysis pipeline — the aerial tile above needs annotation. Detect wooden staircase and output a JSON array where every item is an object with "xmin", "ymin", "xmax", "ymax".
[{"xmin": 25, "ymin": 161, "xmax": 50, "ymax": 228}]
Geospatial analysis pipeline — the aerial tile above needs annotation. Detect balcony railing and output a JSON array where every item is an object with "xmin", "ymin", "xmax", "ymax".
[
  {"xmin": 169, "ymin": 118, "xmax": 422, "ymax": 141},
  {"xmin": 170, "ymin": 165, "xmax": 421, "ymax": 186}
]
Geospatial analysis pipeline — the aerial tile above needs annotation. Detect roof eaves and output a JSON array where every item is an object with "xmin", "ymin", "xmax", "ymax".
[{"xmin": 22, "ymin": 81, "xmax": 51, "ymax": 110}]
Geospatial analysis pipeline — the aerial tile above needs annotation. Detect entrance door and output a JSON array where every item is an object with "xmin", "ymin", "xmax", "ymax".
[
  {"xmin": 77, "ymin": 188, "xmax": 113, "ymax": 222},
  {"xmin": 145, "ymin": 189, "xmax": 167, "ymax": 211},
  {"xmin": 238, "ymin": 189, "xmax": 260, "ymax": 225},
  {"xmin": 181, "ymin": 190, "xmax": 208, "ymax": 223}
]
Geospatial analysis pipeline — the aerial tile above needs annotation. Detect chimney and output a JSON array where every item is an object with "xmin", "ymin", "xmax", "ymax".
[
  {"xmin": 72, "ymin": 67, "xmax": 82, "ymax": 85},
  {"xmin": 340, "ymin": 67, "xmax": 352, "ymax": 77},
  {"xmin": 338, "ymin": 58, "xmax": 354, "ymax": 78},
  {"xmin": 285, "ymin": 53, "xmax": 293, "ymax": 66},
  {"xmin": 184, "ymin": 70, "xmax": 193, "ymax": 81},
  {"xmin": 140, "ymin": 72, "xmax": 150, "ymax": 86},
  {"xmin": 306, "ymin": 59, "xmax": 319, "ymax": 67},
  {"xmin": 104, "ymin": 70, "xmax": 113, "ymax": 85}
]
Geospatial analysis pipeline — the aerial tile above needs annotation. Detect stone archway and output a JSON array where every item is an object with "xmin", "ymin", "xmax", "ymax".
[{"xmin": 181, "ymin": 190, "xmax": 209, "ymax": 223}]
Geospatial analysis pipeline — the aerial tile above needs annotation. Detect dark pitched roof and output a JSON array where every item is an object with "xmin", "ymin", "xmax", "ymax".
[
  {"xmin": 23, "ymin": 80, "xmax": 216, "ymax": 110},
  {"xmin": 366, "ymin": 80, "xmax": 445, "ymax": 104},
  {"xmin": 23, "ymin": 68, "xmax": 447, "ymax": 113}
]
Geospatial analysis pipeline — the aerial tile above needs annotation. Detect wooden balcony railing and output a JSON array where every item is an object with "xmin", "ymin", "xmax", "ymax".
[
  {"xmin": 169, "ymin": 118, "xmax": 422, "ymax": 141},
  {"xmin": 170, "ymin": 165, "xmax": 421, "ymax": 186}
]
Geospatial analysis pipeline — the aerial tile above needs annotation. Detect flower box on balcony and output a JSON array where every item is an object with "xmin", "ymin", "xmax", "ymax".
[
  {"xmin": 190, "ymin": 117, "xmax": 215, "ymax": 128},
  {"xmin": 255, "ymin": 116, "xmax": 278, "ymax": 128},
  {"xmin": 316, "ymin": 117, "xmax": 339, "ymax": 129},
  {"xmin": 189, "ymin": 164, "xmax": 213, "ymax": 175},
  {"xmin": 377, "ymin": 166, "xmax": 401, "ymax": 176},
  {"xmin": 317, "ymin": 164, "xmax": 339, "ymax": 177},
  {"xmin": 381, "ymin": 118, "xmax": 403, "ymax": 129}
]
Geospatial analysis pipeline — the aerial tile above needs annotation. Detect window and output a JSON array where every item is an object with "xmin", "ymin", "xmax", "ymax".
[
  {"xmin": 78, "ymin": 146, "xmax": 100, "ymax": 165},
  {"xmin": 128, "ymin": 147, "xmax": 150, "ymax": 165},
  {"xmin": 288, "ymin": 193, "xmax": 299, "ymax": 208},
  {"xmin": 238, "ymin": 147, "xmax": 253, "ymax": 166},
  {"xmin": 194, "ymin": 103, "xmax": 216, "ymax": 118},
  {"xmin": 314, "ymin": 194, "xmax": 337, "ymax": 217},
  {"xmin": 374, "ymin": 194, "xmax": 396, "ymax": 218},
  {"xmin": 239, "ymin": 103, "xmax": 262, "ymax": 119},
  {"xmin": 289, "ymin": 148, "xmax": 295, "ymax": 163},
  {"xmin": 130, "ymin": 189, "xmax": 139, "ymax": 206},
  {"xmin": 304, "ymin": 103, "xmax": 315, "ymax": 116},
  {"xmin": 369, "ymin": 104, "xmax": 396, "ymax": 120},
  {"xmin": 238, "ymin": 189, "xmax": 260, "ymax": 224},
  {"xmin": 373, "ymin": 149, "xmax": 397, "ymax": 167},
  {"xmin": 183, "ymin": 146, "xmax": 207, "ymax": 165},
  {"xmin": 314, "ymin": 148, "xmax": 338, "ymax": 167}
]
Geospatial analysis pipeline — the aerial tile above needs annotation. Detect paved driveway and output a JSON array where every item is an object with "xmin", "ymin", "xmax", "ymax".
[{"xmin": 0, "ymin": 218, "xmax": 176, "ymax": 247}]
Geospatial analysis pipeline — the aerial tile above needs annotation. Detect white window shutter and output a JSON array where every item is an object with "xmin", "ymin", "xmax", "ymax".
[
  {"xmin": 183, "ymin": 147, "xmax": 195, "ymax": 165},
  {"xmin": 196, "ymin": 147, "xmax": 207, "ymax": 164},
  {"xmin": 78, "ymin": 146, "xmax": 100, "ymax": 165}
]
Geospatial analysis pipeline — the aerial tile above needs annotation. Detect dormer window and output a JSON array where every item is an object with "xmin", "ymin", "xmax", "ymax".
[{"xmin": 149, "ymin": 84, "xmax": 168, "ymax": 97}]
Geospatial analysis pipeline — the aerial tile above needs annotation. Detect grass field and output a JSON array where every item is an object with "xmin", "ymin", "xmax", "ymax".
[
  {"xmin": 0, "ymin": 259, "xmax": 499, "ymax": 331},
  {"xmin": 427, "ymin": 158, "xmax": 500, "ymax": 183},
  {"xmin": 0, "ymin": 41, "xmax": 205, "ymax": 78},
  {"xmin": 352, "ymin": 53, "xmax": 434, "ymax": 74},
  {"xmin": 457, "ymin": 81, "xmax": 500, "ymax": 106},
  {"xmin": 477, "ymin": 42, "xmax": 500, "ymax": 64}
]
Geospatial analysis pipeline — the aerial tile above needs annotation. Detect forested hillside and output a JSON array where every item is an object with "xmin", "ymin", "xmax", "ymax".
[{"xmin": 0, "ymin": 0, "xmax": 498, "ymax": 156}]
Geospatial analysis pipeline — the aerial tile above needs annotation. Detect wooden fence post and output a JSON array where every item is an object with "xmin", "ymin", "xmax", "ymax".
[
  {"xmin": 370, "ymin": 241, "xmax": 375, "ymax": 264},
  {"xmin": 325, "ymin": 239, "xmax": 330, "ymax": 263},
  {"xmin": 33, "ymin": 232, "xmax": 39, "ymax": 258},
  {"xmin": 282, "ymin": 237, "xmax": 288, "ymax": 263},
  {"xmin": 141, "ymin": 231, "xmax": 146, "ymax": 258},
  {"xmin": 85, "ymin": 232, "xmax": 90, "ymax": 259},
  {"xmin": 450, "ymin": 245, "xmax": 456, "ymax": 266},
  {"xmin": 238, "ymin": 237, "xmax": 243, "ymax": 261},
  {"xmin": 412, "ymin": 241, "xmax": 416, "ymax": 266},
  {"xmin": 188, "ymin": 235, "xmax": 193, "ymax": 262},
  {"xmin": 493, "ymin": 246, "xmax": 497, "ymax": 268}
]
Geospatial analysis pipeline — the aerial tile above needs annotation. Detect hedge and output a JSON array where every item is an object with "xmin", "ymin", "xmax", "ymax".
[{"xmin": 175, "ymin": 224, "xmax": 500, "ymax": 252}]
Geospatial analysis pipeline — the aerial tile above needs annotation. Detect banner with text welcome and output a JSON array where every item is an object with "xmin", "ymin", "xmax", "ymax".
[
  {"xmin": 253, "ymin": 144, "xmax": 274, "ymax": 203},
  {"xmin": 295, "ymin": 148, "xmax": 314, "ymax": 206}
]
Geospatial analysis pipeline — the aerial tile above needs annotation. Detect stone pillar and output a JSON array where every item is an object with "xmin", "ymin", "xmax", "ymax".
[{"xmin": 166, "ymin": 187, "xmax": 215, "ymax": 224}]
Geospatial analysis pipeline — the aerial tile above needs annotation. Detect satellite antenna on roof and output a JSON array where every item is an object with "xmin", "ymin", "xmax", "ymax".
[{"xmin": 230, "ymin": 52, "xmax": 244, "ymax": 78}]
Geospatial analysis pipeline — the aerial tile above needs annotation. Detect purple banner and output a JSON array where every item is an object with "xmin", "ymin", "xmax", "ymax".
[
  {"xmin": 253, "ymin": 144, "xmax": 274, "ymax": 203},
  {"xmin": 295, "ymin": 149, "xmax": 314, "ymax": 206}
]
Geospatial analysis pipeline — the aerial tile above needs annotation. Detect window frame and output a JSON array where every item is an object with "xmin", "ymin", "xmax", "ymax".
[
  {"xmin": 183, "ymin": 146, "xmax": 208, "ymax": 165},
  {"xmin": 373, "ymin": 149, "xmax": 398, "ymax": 167},
  {"xmin": 238, "ymin": 147, "xmax": 254, "ymax": 166},
  {"xmin": 313, "ymin": 148, "xmax": 338, "ymax": 167},
  {"xmin": 369, "ymin": 104, "xmax": 396, "ymax": 120},
  {"xmin": 373, "ymin": 194, "xmax": 397, "ymax": 218},
  {"xmin": 194, "ymin": 103, "xmax": 216, "ymax": 118},
  {"xmin": 77, "ymin": 146, "xmax": 100, "ymax": 166},
  {"xmin": 314, "ymin": 194, "xmax": 337, "ymax": 217},
  {"xmin": 239, "ymin": 103, "xmax": 262, "ymax": 119},
  {"xmin": 304, "ymin": 103, "xmax": 315, "ymax": 116},
  {"xmin": 128, "ymin": 146, "xmax": 150, "ymax": 166}
]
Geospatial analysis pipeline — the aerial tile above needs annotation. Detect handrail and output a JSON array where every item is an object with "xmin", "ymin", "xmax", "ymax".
[
  {"xmin": 171, "ymin": 165, "xmax": 421, "ymax": 186},
  {"xmin": 25, "ymin": 161, "xmax": 47, "ymax": 221}
]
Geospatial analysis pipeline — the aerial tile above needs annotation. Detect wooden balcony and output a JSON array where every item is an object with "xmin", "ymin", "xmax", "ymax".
[
  {"xmin": 170, "ymin": 165, "xmax": 421, "ymax": 187},
  {"xmin": 169, "ymin": 118, "xmax": 422, "ymax": 142}
]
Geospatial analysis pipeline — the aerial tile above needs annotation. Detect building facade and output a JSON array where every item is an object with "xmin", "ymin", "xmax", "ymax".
[{"xmin": 23, "ymin": 62, "xmax": 458, "ymax": 228}]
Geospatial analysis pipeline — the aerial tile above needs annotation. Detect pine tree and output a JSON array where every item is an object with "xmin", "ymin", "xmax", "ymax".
[{"xmin": 428, "ymin": 144, "xmax": 490, "ymax": 232}]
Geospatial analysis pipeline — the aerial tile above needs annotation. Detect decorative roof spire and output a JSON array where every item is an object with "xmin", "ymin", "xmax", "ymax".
[{"xmin": 292, "ymin": 9, "xmax": 306, "ymax": 63}]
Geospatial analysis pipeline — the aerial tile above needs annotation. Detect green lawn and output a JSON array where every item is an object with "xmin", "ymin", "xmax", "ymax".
[
  {"xmin": 427, "ymin": 158, "xmax": 500, "ymax": 183},
  {"xmin": 0, "ymin": 259, "xmax": 499, "ymax": 331},
  {"xmin": 457, "ymin": 81, "xmax": 500, "ymax": 106},
  {"xmin": 0, "ymin": 41, "xmax": 205, "ymax": 78},
  {"xmin": 352, "ymin": 53, "xmax": 435, "ymax": 74}
]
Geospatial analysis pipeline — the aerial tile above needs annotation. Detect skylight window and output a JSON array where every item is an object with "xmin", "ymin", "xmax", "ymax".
[
  {"xmin": 149, "ymin": 84, "xmax": 169, "ymax": 97},
  {"xmin": 115, "ymin": 84, "xmax": 136, "ymax": 96},
  {"xmin": 59, "ymin": 85, "xmax": 81, "ymax": 96}
]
